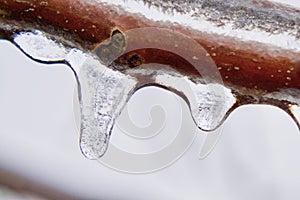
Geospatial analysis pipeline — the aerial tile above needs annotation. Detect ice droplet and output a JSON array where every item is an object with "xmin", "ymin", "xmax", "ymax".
[
  {"xmin": 77, "ymin": 57, "xmax": 138, "ymax": 159},
  {"xmin": 155, "ymin": 73, "xmax": 236, "ymax": 130}
]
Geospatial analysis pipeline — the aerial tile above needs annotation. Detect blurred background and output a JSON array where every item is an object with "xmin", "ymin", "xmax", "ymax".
[{"xmin": 0, "ymin": 0, "xmax": 300, "ymax": 199}]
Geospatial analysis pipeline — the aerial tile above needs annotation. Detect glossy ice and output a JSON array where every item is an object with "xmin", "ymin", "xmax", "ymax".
[
  {"xmin": 0, "ymin": 0, "xmax": 299, "ymax": 159},
  {"xmin": 0, "ymin": 28, "xmax": 236, "ymax": 159}
]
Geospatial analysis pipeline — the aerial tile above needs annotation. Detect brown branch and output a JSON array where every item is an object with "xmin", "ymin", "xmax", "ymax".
[
  {"xmin": 0, "ymin": 0, "xmax": 299, "ymax": 93},
  {"xmin": 0, "ymin": 170, "xmax": 79, "ymax": 200}
]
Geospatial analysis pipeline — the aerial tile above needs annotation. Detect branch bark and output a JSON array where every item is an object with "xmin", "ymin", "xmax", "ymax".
[
  {"xmin": 0, "ymin": 0, "xmax": 299, "ymax": 129},
  {"xmin": 0, "ymin": 0, "xmax": 299, "ymax": 93}
]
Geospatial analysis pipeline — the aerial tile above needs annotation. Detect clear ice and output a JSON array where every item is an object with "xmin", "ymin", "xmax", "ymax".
[{"xmin": 2, "ymin": 27, "xmax": 299, "ymax": 160}]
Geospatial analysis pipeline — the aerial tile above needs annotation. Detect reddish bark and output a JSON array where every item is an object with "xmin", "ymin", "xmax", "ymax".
[{"xmin": 0, "ymin": 0, "xmax": 299, "ymax": 92}]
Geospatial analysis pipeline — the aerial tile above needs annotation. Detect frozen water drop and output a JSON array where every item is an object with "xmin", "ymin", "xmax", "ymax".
[{"xmin": 77, "ymin": 56, "xmax": 138, "ymax": 159}]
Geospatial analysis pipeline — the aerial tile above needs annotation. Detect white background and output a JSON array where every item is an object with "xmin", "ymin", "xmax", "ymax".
[{"xmin": 0, "ymin": 0, "xmax": 300, "ymax": 199}]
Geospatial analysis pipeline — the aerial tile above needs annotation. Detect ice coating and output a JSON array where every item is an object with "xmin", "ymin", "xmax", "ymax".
[
  {"xmin": 140, "ymin": 0, "xmax": 300, "ymax": 38},
  {"xmin": 7, "ymin": 26, "xmax": 300, "ymax": 159},
  {"xmin": 7, "ymin": 26, "xmax": 233, "ymax": 158},
  {"xmin": 99, "ymin": 0, "xmax": 300, "ymax": 52},
  {"xmin": 0, "ymin": 0, "xmax": 299, "ymax": 159},
  {"xmin": 13, "ymin": 31, "xmax": 68, "ymax": 62}
]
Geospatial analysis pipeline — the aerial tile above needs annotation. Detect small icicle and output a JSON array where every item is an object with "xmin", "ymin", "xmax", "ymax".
[{"xmin": 76, "ymin": 56, "xmax": 138, "ymax": 159}]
